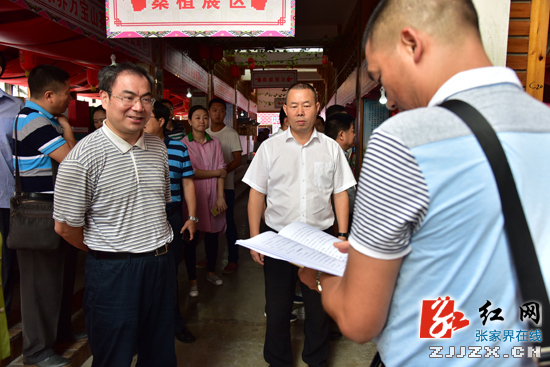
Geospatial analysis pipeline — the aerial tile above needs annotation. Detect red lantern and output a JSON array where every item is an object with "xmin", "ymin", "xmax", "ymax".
[
  {"xmin": 211, "ymin": 45, "xmax": 224, "ymax": 63},
  {"xmin": 322, "ymin": 55, "xmax": 329, "ymax": 65},
  {"xmin": 87, "ymin": 68, "xmax": 99, "ymax": 92},
  {"xmin": 199, "ymin": 43, "xmax": 210, "ymax": 60},
  {"xmin": 19, "ymin": 50, "xmax": 39, "ymax": 77},
  {"xmin": 248, "ymin": 57, "xmax": 255, "ymax": 70},
  {"xmin": 231, "ymin": 65, "xmax": 240, "ymax": 79}
]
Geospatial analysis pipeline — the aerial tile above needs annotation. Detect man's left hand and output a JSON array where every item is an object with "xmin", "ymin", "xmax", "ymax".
[
  {"xmin": 180, "ymin": 220, "xmax": 196, "ymax": 241},
  {"xmin": 298, "ymin": 267, "xmax": 319, "ymax": 292}
]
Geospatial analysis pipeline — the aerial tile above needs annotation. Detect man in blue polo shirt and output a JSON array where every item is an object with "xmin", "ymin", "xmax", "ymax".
[
  {"xmin": 144, "ymin": 101, "xmax": 197, "ymax": 343},
  {"xmin": 13, "ymin": 64, "xmax": 79, "ymax": 367}
]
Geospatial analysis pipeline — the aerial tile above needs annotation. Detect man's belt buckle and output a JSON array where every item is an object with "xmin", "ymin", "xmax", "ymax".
[{"xmin": 155, "ymin": 244, "xmax": 168, "ymax": 257}]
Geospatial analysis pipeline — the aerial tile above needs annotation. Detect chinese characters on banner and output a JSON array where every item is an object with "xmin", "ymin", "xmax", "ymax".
[
  {"xmin": 107, "ymin": 0, "xmax": 295, "ymax": 38},
  {"xmin": 213, "ymin": 76, "xmax": 235, "ymax": 105},
  {"xmin": 9, "ymin": 0, "xmax": 152, "ymax": 63},
  {"xmin": 249, "ymin": 102, "xmax": 258, "ymax": 114},
  {"xmin": 251, "ymin": 70, "xmax": 297, "ymax": 89},
  {"xmin": 164, "ymin": 43, "xmax": 208, "ymax": 93}
]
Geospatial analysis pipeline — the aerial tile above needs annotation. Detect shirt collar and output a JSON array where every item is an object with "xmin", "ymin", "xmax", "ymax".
[
  {"xmin": 102, "ymin": 120, "xmax": 146, "ymax": 154},
  {"xmin": 285, "ymin": 127, "xmax": 319, "ymax": 146},
  {"xmin": 25, "ymin": 100, "xmax": 55, "ymax": 121},
  {"xmin": 428, "ymin": 67, "xmax": 523, "ymax": 107},
  {"xmin": 187, "ymin": 131, "xmax": 212, "ymax": 142}
]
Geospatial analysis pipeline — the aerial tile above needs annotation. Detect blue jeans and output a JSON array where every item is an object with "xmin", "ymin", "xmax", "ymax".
[
  {"xmin": 83, "ymin": 252, "xmax": 177, "ymax": 367},
  {"xmin": 225, "ymin": 189, "xmax": 239, "ymax": 263}
]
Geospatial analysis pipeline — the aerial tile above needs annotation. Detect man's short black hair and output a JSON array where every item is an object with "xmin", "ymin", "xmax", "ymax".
[
  {"xmin": 98, "ymin": 62, "xmax": 154, "ymax": 95},
  {"xmin": 208, "ymin": 97, "xmax": 226, "ymax": 110},
  {"xmin": 279, "ymin": 107, "xmax": 286, "ymax": 124},
  {"xmin": 316, "ymin": 116, "xmax": 325, "ymax": 124},
  {"xmin": 326, "ymin": 104, "xmax": 346, "ymax": 117},
  {"xmin": 285, "ymin": 83, "xmax": 317, "ymax": 104},
  {"xmin": 325, "ymin": 113, "xmax": 355, "ymax": 141},
  {"xmin": 28, "ymin": 64, "xmax": 70, "ymax": 98},
  {"xmin": 159, "ymin": 98, "xmax": 173, "ymax": 107},
  {"xmin": 152, "ymin": 101, "xmax": 171, "ymax": 123}
]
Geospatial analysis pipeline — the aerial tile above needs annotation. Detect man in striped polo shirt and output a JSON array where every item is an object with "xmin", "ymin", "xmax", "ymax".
[
  {"xmin": 144, "ymin": 101, "xmax": 197, "ymax": 343},
  {"xmin": 13, "ymin": 64, "xmax": 79, "ymax": 367},
  {"xmin": 53, "ymin": 63, "xmax": 177, "ymax": 367}
]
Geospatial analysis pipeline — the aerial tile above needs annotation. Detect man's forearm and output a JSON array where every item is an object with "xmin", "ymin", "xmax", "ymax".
[
  {"xmin": 54, "ymin": 220, "xmax": 88, "ymax": 252},
  {"xmin": 226, "ymin": 152, "xmax": 242, "ymax": 173},
  {"xmin": 183, "ymin": 178, "xmax": 197, "ymax": 217},
  {"xmin": 333, "ymin": 190, "xmax": 349, "ymax": 233},
  {"xmin": 248, "ymin": 188, "xmax": 265, "ymax": 237}
]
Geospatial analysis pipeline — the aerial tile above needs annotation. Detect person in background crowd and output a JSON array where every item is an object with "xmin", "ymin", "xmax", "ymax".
[
  {"xmin": 274, "ymin": 107, "xmax": 290, "ymax": 135},
  {"xmin": 14, "ymin": 64, "xmax": 80, "ymax": 367},
  {"xmin": 0, "ymin": 61, "xmax": 23, "ymax": 322},
  {"xmin": 205, "ymin": 98, "xmax": 243, "ymax": 274},
  {"xmin": 253, "ymin": 129, "xmax": 267, "ymax": 153},
  {"xmin": 161, "ymin": 98, "xmax": 186, "ymax": 140},
  {"xmin": 244, "ymin": 83, "xmax": 356, "ymax": 367},
  {"xmin": 316, "ymin": 1, "xmax": 550, "ymax": 366},
  {"xmin": 144, "ymin": 101, "xmax": 198, "ymax": 344},
  {"xmin": 92, "ymin": 105, "xmax": 105, "ymax": 130},
  {"xmin": 314, "ymin": 115, "xmax": 325, "ymax": 133},
  {"xmin": 325, "ymin": 104, "xmax": 347, "ymax": 118},
  {"xmin": 182, "ymin": 105, "xmax": 227, "ymax": 297},
  {"xmin": 53, "ymin": 62, "xmax": 176, "ymax": 367}
]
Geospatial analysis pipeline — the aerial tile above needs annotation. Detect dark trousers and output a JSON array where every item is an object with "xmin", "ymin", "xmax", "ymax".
[
  {"xmin": 83, "ymin": 252, "xmax": 176, "ymax": 367},
  {"xmin": 17, "ymin": 239, "xmax": 78, "ymax": 364},
  {"xmin": 224, "ymin": 189, "xmax": 239, "ymax": 263},
  {"xmin": 0, "ymin": 208, "xmax": 16, "ymax": 320},
  {"xmin": 166, "ymin": 206, "xmax": 186, "ymax": 331},
  {"xmin": 184, "ymin": 231, "xmax": 219, "ymax": 280},
  {"xmin": 263, "ymin": 226, "xmax": 331, "ymax": 367}
]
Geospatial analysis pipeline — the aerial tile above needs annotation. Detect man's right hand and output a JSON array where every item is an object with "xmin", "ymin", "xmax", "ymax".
[
  {"xmin": 56, "ymin": 115, "xmax": 72, "ymax": 130},
  {"xmin": 219, "ymin": 168, "xmax": 227, "ymax": 178},
  {"xmin": 250, "ymin": 249, "xmax": 264, "ymax": 265}
]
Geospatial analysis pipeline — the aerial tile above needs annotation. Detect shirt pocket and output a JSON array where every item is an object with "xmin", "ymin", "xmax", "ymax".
[{"xmin": 313, "ymin": 162, "xmax": 334, "ymax": 190}]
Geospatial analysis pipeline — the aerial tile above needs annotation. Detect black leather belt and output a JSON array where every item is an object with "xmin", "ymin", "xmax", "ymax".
[
  {"xmin": 89, "ymin": 244, "xmax": 169, "ymax": 260},
  {"xmin": 27, "ymin": 192, "xmax": 54, "ymax": 201}
]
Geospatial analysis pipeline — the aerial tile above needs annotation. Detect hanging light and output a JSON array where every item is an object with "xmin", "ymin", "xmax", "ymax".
[
  {"xmin": 186, "ymin": 88, "xmax": 192, "ymax": 98},
  {"xmin": 379, "ymin": 86, "xmax": 387, "ymax": 105}
]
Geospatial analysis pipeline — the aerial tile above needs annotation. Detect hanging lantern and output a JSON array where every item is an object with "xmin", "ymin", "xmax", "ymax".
[
  {"xmin": 211, "ymin": 45, "xmax": 224, "ymax": 63},
  {"xmin": 19, "ymin": 50, "xmax": 39, "ymax": 77},
  {"xmin": 199, "ymin": 43, "xmax": 210, "ymax": 60},
  {"xmin": 231, "ymin": 64, "xmax": 240, "ymax": 79},
  {"xmin": 248, "ymin": 57, "xmax": 255, "ymax": 70},
  {"xmin": 322, "ymin": 55, "xmax": 329, "ymax": 66},
  {"xmin": 87, "ymin": 68, "xmax": 99, "ymax": 92}
]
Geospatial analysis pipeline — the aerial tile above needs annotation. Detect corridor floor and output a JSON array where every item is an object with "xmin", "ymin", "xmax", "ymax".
[{"xmin": 83, "ymin": 188, "xmax": 377, "ymax": 366}]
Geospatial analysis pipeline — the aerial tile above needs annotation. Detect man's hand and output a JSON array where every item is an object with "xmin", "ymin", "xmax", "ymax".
[
  {"xmin": 180, "ymin": 219, "xmax": 196, "ymax": 241},
  {"xmin": 298, "ymin": 267, "xmax": 319, "ymax": 292},
  {"xmin": 216, "ymin": 197, "xmax": 228, "ymax": 213},
  {"xmin": 250, "ymin": 249, "xmax": 264, "ymax": 265},
  {"xmin": 334, "ymin": 240, "xmax": 350, "ymax": 253},
  {"xmin": 218, "ymin": 168, "xmax": 227, "ymax": 178},
  {"xmin": 56, "ymin": 115, "xmax": 72, "ymax": 130}
]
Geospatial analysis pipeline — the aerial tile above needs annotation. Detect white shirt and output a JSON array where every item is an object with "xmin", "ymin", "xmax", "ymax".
[
  {"xmin": 205, "ymin": 126, "xmax": 243, "ymax": 190},
  {"xmin": 243, "ymin": 128, "xmax": 356, "ymax": 232}
]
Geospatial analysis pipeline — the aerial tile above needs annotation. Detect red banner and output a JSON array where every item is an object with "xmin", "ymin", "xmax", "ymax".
[{"xmin": 251, "ymin": 70, "xmax": 297, "ymax": 89}]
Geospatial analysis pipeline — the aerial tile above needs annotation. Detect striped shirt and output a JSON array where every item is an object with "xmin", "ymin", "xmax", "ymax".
[
  {"xmin": 163, "ymin": 135, "xmax": 194, "ymax": 205},
  {"xmin": 13, "ymin": 101, "xmax": 67, "ymax": 193},
  {"xmin": 53, "ymin": 122, "xmax": 173, "ymax": 252}
]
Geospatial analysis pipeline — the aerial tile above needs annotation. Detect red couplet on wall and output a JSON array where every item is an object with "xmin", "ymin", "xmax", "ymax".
[{"xmin": 69, "ymin": 100, "xmax": 91, "ymax": 133}]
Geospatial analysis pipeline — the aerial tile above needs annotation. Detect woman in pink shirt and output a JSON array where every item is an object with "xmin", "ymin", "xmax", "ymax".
[{"xmin": 182, "ymin": 105, "xmax": 227, "ymax": 297}]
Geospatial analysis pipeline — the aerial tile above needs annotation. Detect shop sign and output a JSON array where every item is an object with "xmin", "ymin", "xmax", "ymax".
[
  {"xmin": 213, "ymin": 76, "xmax": 235, "ymax": 104},
  {"xmin": 251, "ymin": 70, "xmax": 297, "ymax": 89},
  {"xmin": 164, "ymin": 44, "xmax": 209, "ymax": 93},
  {"xmin": 106, "ymin": 0, "xmax": 295, "ymax": 38}
]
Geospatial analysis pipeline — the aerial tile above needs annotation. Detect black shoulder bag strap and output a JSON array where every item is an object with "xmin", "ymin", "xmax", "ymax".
[
  {"xmin": 13, "ymin": 107, "xmax": 59, "ymax": 195},
  {"xmin": 440, "ymin": 99, "xmax": 550, "ymax": 364}
]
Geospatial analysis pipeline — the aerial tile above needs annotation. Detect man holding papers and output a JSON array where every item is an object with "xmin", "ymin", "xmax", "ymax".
[{"xmin": 243, "ymin": 83, "xmax": 356, "ymax": 367}]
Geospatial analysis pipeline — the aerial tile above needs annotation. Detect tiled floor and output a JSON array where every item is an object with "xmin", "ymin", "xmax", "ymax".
[{"xmin": 81, "ymin": 187, "xmax": 377, "ymax": 366}]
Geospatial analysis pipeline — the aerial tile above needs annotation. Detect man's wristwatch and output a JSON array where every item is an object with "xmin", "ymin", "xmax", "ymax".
[
  {"xmin": 188, "ymin": 216, "xmax": 199, "ymax": 224},
  {"xmin": 316, "ymin": 271, "xmax": 323, "ymax": 292},
  {"xmin": 337, "ymin": 232, "xmax": 349, "ymax": 239}
]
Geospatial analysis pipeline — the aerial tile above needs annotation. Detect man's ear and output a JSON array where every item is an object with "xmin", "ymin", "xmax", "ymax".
[
  {"xmin": 159, "ymin": 117, "xmax": 166, "ymax": 128},
  {"xmin": 44, "ymin": 90, "xmax": 55, "ymax": 103},
  {"xmin": 315, "ymin": 102, "xmax": 320, "ymax": 115},
  {"xmin": 400, "ymin": 27, "xmax": 424, "ymax": 64},
  {"xmin": 338, "ymin": 130, "xmax": 345, "ymax": 141},
  {"xmin": 283, "ymin": 104, "xmax": 288, "ymax": 116},
  {"xmin": 99, "ymin": 90, "xmax": 109, "ymax": 109}
]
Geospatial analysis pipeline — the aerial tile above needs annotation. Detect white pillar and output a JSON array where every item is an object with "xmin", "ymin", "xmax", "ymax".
[{"xmin": 472, "ymin": 0, "xmax": 511, "ymax": 67}]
